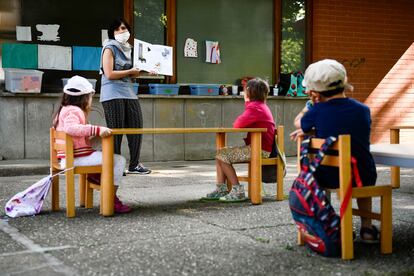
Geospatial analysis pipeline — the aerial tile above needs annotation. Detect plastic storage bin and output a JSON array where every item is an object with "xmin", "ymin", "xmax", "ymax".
[
  {"xmin": 189, "ymin": 84, "xmax": 220, "ymax": 96},
  {"xmin": 62, "ymin": 78, "xmax": 97, "ymax": 90},
  {"xmin": 149, "ymin": 84, "xmax": 180, "ymax": 95},
  {"xmin": 4, "ymin": 68, "xmax": 44, "ymax": 93}
]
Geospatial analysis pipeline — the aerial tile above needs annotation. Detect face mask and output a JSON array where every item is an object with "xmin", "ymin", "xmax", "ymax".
[{"xmin": 115, "ymin": 31, "xmax": 130, "ymax": 44}]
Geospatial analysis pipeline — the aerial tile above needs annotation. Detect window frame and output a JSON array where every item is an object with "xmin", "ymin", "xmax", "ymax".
[{"xmin": 124, "ymin": 0, "xmax": 312, "ymax": 84}]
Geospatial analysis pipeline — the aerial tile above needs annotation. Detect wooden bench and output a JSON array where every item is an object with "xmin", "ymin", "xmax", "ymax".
[{"xmin": 100, "ymin": 128, "xmax": 268, "ymax": 216}]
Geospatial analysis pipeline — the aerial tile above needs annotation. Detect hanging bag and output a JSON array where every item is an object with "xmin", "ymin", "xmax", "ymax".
[
  {"xmin": 286, "ymin": 72, "xmax": 307, "ymax": 97},
  {"xmin": 286, "ymin": 73, "xmax": 298, "ymax": 96},
  {"xmin": 295, "ymin": 72, "xmax": 307, "ymax": 97},
  {"xmin": 5, "ymin": 168, "xmax": 72, "ymax": 218}
]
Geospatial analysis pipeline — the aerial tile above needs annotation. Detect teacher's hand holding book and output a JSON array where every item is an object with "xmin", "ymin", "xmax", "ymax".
[{"xmin": 128, "ymin": 68, "xmax": 140, "ymax": 78}]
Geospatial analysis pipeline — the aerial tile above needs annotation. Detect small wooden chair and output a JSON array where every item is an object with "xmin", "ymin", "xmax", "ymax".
[
  {"xmin": 296, "ymin": 135, "xmax": 392, "ymax": 260},
  {"xmin": 50, "ymin": 128, "xmax": 102, "ymax": 218},
  {"xmin": 237, "ymin": 125, "xmax": 285, "ymax": 201}
]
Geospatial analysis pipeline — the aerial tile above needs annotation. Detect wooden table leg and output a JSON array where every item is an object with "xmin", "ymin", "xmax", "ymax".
[
  {"xmin": 250, "ymin": 132, "xmax": 262, "ymax": 205},
  {"xmin": 216, "ymin": 132, "xmax": 226, "ymax": 149},
  {"xmin": 102, "ymin": 136, "xmax": 115, "ymax": 216},
  {"xmin": 390, "ymin": 129, "xmax": 400, "ymax": 188}
]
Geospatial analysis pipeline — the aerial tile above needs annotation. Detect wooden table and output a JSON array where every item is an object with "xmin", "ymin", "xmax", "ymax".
[
  {"xmin": 101, "ymin": 128, "xmax": 267, "ymax": 216},
  {"xmin": 370, "ymin": 125, "xmax": 414, "ymax": 188}
]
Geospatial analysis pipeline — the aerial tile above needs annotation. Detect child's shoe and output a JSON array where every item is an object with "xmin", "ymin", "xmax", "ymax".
[
  {"xmin": 219, "ymin": 185, "xmax": 247, "ymax": 202},
  {"xmin": 114, "ymin": 195, "xmax": 132, "ymax": 213},
  {"xmin": 360, "ymin": 225, "xmax": 380, "ymax": 244},
  {"xmin": 87, "ymin": 173, "xmax": 101, "ymax": 185},
  {"xmin": 201, "ymin": 183, "xmax": 229, "ymax": 200}
]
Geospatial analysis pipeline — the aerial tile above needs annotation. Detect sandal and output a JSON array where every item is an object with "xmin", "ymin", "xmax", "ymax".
[{"xmin": 360, "ymin": 225, "xmax": 380, "ymax": 244}]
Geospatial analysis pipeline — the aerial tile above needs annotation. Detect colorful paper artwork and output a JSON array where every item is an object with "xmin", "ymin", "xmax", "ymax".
[
  {"xmin": 36, "ymin": 24, "xmax": 60, "ymax": 42},
  {"xmin": 16, "ymin": 26, "xmax": 32, "ymax": 41},
  {"xmin": 72, "ymin": 46, "xmax": 102, "ymax": 71},
  {"xmin": 205, "ymin": 41, "xmax": 221, "ymax": 64},
  {"xmin": 184, "ymin": 38, "xmax": 198, "ymax": 58},
  {"xmin": 38, "ymin": 45, "xmax": 71, "ymax": 70},
  {"xmin": 1, "ymin": 43, "xmax": 38, "ymax": 69}
]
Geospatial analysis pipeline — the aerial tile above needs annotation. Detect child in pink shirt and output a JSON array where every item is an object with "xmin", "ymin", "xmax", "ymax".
[
  {"xmin": 203, "ymin": 78, "xmax": 276, "ymax": 202},
  {"xmin": 53, "ymin": 76, "xmax": 131, "ymax": 213}
]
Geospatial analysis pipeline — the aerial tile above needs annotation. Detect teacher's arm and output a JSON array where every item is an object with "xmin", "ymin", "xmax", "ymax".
[{"xmin": 102, "ymin": 49, "xmax": 140, "ymax": 80}]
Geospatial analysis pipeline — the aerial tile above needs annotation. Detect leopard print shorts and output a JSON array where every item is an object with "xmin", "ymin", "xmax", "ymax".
[{"xmin": 216, "ymin": 145, "xmax": 270, "ymax": 164}]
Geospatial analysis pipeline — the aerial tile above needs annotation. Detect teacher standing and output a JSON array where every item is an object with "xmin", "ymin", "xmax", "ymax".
[{"xmin": 100, "ymin": 18, "xmax": 151, "ymax": 174}]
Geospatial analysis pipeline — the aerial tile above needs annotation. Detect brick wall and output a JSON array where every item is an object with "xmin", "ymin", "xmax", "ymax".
[{"xmin": 312, "ymin": 0, "xmax": 414, "ymax": 143}]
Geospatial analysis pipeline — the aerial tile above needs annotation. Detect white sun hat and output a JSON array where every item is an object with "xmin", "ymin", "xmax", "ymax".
[{"xmin": 63, "ymin": 75, "xmax": 95, "ymax": 96}]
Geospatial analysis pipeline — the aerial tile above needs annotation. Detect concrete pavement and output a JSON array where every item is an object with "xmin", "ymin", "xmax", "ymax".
[{"xmin": 0, "ymin": 158, "xmax": 413, "ymax": 275}]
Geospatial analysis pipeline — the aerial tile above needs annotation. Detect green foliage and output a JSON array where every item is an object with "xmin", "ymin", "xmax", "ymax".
[
  {"xmin": 281, "ymin": 38, "xmax": 304, "ymax": 73},
  {"xmin": 281, "ymin": 0, "xmax": 306, "ymax": 73},
  {"xmin": 159, "ymin": 13, "xmax": 167, "ymax": 28}
]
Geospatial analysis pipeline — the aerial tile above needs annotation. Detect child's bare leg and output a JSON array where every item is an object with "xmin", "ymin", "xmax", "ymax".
[
  {"xmin": 357, "ymin": 197, "xmax": 372, "ymax": 228},
  {"xmin": 216, "ymin": 158, "xmax": 226, "ymax": 184},
  {"xmin": 217, "ymin": 159, "xmax": 239, "ymax": 186},
  {"xmin": 357, "ymin": 197, "xmax": 379, "ymax": 242}
]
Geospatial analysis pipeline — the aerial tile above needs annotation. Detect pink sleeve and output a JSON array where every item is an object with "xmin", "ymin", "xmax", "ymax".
[{"xmin": 62, "ymin": 109, "xmax": 101, "ymax": 137}]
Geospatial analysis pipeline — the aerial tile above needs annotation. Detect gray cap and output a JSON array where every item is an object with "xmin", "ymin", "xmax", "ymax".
[{"xmin": 302, "ymin": 59, "xmax": 349, "ymax": 92}]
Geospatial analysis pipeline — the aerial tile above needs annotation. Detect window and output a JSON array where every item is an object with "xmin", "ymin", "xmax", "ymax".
[
  {"xmin": 128, "ymin": 0, "xmax": 308, "ymax": 83},
  {"xmin": 280, "ymin": 0, "xmax": 306, "ymax": 73},
  {"xmin": 133, "ymin": 0, "xmax": 166, "ymax": 45}
]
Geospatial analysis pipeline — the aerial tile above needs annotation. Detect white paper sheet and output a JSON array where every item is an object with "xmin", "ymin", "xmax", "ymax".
[
  {"xmin": 16, "ymin": 26, "xmax": 32, "ymax": 41},
  {"xmin": 36, "ymin": 24, "xmax": 60, "ymax": 42},
  {"xmin": 38, "ymin": 45, "xmax": 72, "ymax": 70},
  {"xmin": 133, "ymin": 39, "xmax": 173, "ymax": 76},
  {"xmin": 101, "ymin": 29, "xmax": 108, "ymax": 46}
]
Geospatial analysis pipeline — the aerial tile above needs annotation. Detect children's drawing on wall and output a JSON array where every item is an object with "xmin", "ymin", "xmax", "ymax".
[
  {"xmin": 198, "ymin": 109, "xmax": 207, "ymax": 127},
  {"xmin": 184, "ymin": 38, "xmax": 198, "ymax": 58},
  {"xmin": 16, "ymin": 26, "xmax": 32, "ymax": 42},
  {"xmin": 205, "ymin": 41, "xmax": 221, "ymax": 64},
  {"xmin": 36, "ymin": 24, "xmax": 60, "ymax": 42},
  {"xmin": 133, "ymin": 39, "xmax": 173, "ymax": 76}
]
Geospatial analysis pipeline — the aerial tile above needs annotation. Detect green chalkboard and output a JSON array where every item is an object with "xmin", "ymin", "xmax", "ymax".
[{"xmin": 177, "ymin": 0, "xmax": 274, "ymax": 85}]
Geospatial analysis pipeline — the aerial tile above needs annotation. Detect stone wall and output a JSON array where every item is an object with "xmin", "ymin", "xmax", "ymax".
[{"xmin": 0, "ymin": 93, "xmax": 306, "ymax": 161}]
